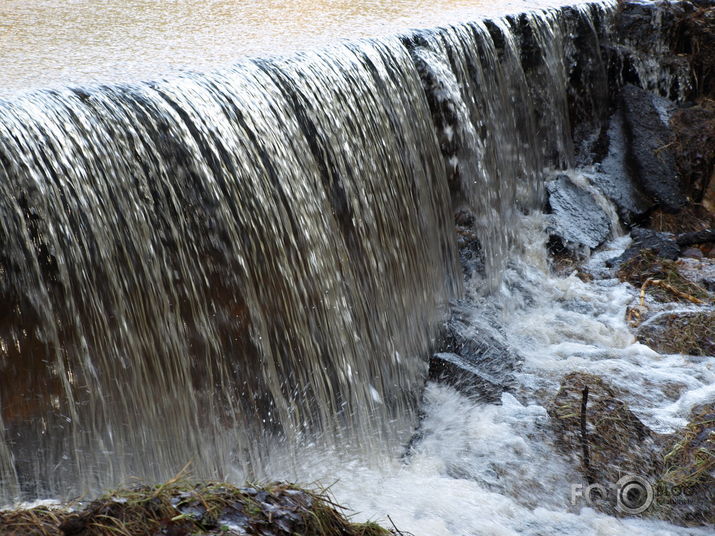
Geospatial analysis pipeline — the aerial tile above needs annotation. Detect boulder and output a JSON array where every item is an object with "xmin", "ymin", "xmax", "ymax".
[
  {"xmin": 429, "ymin": 352, "xmax": 504, "ymax": 402},
  {"xmin": 430, "ymin": 306, "xmax": 522, "ymax": 401},
  {"xmin": 587, "ymin": 111, "xmax": 654, "ymax": 223},
  {"xmin": 608, "ymin": 227, "xmax": 681, "ymax": 268},
  {"xmin": 621, "ymin": 85, "xmax": 686, "ymax": 212},
  {"xmin": 545, "ymin": 174, "xmax": 611, "ymax": 251}
]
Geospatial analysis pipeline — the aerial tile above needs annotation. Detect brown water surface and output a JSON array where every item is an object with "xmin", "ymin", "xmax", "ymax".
[{"xmin": 1, "ymin": 0, "xmax": 553, "ymax": 94}]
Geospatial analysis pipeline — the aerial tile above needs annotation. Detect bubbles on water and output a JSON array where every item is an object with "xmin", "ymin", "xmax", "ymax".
[{"xmin": 317, "ymin": 213, "xmax": 714, "ymax": 536}]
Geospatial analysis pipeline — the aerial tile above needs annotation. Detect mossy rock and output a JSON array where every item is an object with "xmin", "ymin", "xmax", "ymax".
[
  {"xmin": 0, "ymin": 480, "xmax": 395, "ymax": 536},
  {"xmin": 547, "ymin": 372, "xmax": 662, "ymax": 488},
  {"xmin": 637, "ymin": 311, "xmax": 715, "ymax": 356},
  {"xmin": 655, "ymin": 403, "xmax": 715, "ymax": 526},
  {"xmin": 549, "ymin": 374, "xmax": 715, "ymax": 526}
]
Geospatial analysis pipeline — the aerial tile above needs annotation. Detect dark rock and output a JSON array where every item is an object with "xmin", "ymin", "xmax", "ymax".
[
  {"xmin": 670, "ymin": 101, "xmax": 715, "ymax": 202},
  {"xmin": 607, "ymin": 227, "xmax": 681, "ymax": 268},
  {"xmin": 676, "ymin": 228, "xmax": 715, "ymax": 247},
  {"xmin": 455, "ymin": 209, "xmax": 485, "ymax": 279},
  {"xmin": 636, "ymin": 311, "xmax": 715, "ymax": 356},
  {"xmin": 429, "ymin": 352, "xmax": 504, "ymax": 402},
  {"xmin": 588, "ymin": 111, "xmax": 655, "ymax": 223},
  {"xmin": 548, "ymin": 372, "xmax": 662, "ymax": 494},
  {"xmin": 608, "ymin": 1, "xmax": 715, "ymax": 103},
  {"xmin": 621, "ymin": 84, "xmax": 685, "ymax": 212},
  {"xmin": 431, "ymin": 306, "xmax": 522, "ymax": 401},
  {"xmin": 545, "ymin": 174, "xmax": 611, "ymax": 251}
]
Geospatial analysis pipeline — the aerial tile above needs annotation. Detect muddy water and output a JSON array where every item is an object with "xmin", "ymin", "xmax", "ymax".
[{"xmin": 2, "ymin": 0, "xmax": 554, "ymax": 94}]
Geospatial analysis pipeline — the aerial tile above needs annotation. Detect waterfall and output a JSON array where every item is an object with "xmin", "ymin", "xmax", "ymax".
[{"xmin": 0, "ymin": 1, "xmax": 616, "ymax": 502}]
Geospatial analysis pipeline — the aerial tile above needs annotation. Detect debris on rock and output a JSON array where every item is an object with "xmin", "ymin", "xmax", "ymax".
[
  {"xmin": 636, "ymin": 311, "xmax": 715, "ymax": 356},
  {"xmin": 656, "ymin": 403, "xmax": 715, "ymax": 526},
  {"xmin": 670, "ymin": 100, "xmax": 715, "ymax": 203},
  {"xmin": 0, "ymin": 480, "xmax": 395, "ymax": 536},
  {"xmin": 548, "ymin": 372, "xmax": 662, "ymax": 492},
  {"xmin": 616, "ymin": 249, "xmax": 712, "ymax": 304}
]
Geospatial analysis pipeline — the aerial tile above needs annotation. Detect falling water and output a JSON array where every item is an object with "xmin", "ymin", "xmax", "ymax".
[{"xmin": 1, "ymin": 1, "xmax": 619, "ymax": 503}]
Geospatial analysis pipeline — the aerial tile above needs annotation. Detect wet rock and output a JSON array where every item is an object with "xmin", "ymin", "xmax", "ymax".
[
  {"xmin": 455, "ymin": 209, "xmax": 485, "ymax": 279},
  {"xmin": 608, "ymin": 227, "xmax": 681, "ymax": 269},
  {"xmin": 676, "ymin": 228, "xmax": 715, "ymax": 248},
  {"xmin": 621, "ymin": 84, "xmax": 685, "ymax": 212},
  {"xmin": 587, "ymin": 110, "xmax": 654, "ymax": 223},
  {"xmin": 548, "ymin": 372, "xmax": 662, "ymax": 490},
  {"xmin": 431, "ymin": 306, "xmax": 521, "ymax": 401},
  {"xmin": 609, "ymin": 1, "xmax": 695, "ymax": 100},
  {"xmin": 670, "ymin": 100, "xmax": 715, "ymax": 202},
  {"xmin": 545, "ymin": 174, "xmax": 611, "ymax": 251},
  {"xmin": 636, "ymin": 311, "xmax": 715, "ymax": 356},
  {"xmin": 429, "ymin": 352, "xmax": 504, "ymax": 402}
]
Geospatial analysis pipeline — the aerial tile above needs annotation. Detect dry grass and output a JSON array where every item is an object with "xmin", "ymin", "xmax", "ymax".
[
  {"xmin": 661, "ymin": 404, "xmax": 715, "ymax": 489},
  {"xmin": 617, "ymin": 249, "xmax": 713, "ymax": 304},
  {"xmin": 0, "ymin": 478, "xmax": 396, "ymax": 536}
]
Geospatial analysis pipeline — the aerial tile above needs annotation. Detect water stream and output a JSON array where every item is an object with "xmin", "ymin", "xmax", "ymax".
[{"xmin": 1, "ymin": 1, "xmax": 712, "ymax": 533}]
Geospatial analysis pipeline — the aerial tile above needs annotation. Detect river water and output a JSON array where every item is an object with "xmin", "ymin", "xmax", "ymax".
[
  {"xmin": 1, "ymin": 1, "xmax": 714, "ymax": 534},
  {"xmin": 2, "ymin": 0, "xmax": 552, "ymax": 95},
  {"xmin": 321, "ymin": 218, "xmax": 715, "ymax": 536}
]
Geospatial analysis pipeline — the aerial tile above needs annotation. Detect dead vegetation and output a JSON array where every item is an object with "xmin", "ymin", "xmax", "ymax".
[
  {"xmin": 0, "ymin": 478, "xmax": 397, "ymax": 536},
  {"xmin": 549, "ymin": 374, "xmax": 714, "ymax": 525},
  {"xmin": 617, "ymin": 249, "xmax": 713, "ymax": 304},
  {"xmin": 547, "ymin": 372, "xmax": 662, "ymax": 490},
  {"xmin": 636, "ymin": 311, "xmax": 715, "ymax": 356},
  {"xmin": 661, "ymin": 403, "xmax": 715, "ymax": 489},
  {"xmin": 656, "ymin": 403, "xmax": 715, "ymax": 525}
]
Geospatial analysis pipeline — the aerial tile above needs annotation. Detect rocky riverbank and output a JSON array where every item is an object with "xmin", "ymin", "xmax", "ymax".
[{"xmin": 427, "ymin": 0, "xmax": 715, "ymax": 527}]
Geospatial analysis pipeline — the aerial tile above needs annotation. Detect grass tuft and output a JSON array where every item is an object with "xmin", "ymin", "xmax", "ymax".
[{"xmin": 0, "ymin": 479, "xmax": 396, "ymax": 536}]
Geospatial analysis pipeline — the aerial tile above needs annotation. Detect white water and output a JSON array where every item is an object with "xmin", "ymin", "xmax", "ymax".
[{"xmin": 291, "ymin": 214, "xmax": 714, "ymax": 536}]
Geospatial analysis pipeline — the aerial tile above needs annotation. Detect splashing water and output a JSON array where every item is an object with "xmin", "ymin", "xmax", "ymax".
[
  {"xmin": 306, "ymin": 219, "xmax": 715, "ymax": 536},
  {"xmin": 3, "ymin": 5, "xmax": 707, "ymax": 535}
]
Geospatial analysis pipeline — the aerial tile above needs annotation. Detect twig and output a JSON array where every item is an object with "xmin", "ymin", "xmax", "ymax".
[
  {"xmin": 387, "ymin": 514, "xmax": 414, "ymax": 536},
  {"xmin": 580, "ymin": 386, "xmax": 593, "ymax": 484},
  {"xmin": 640, "ymin": 277, "xmax": 706, "ymax": 305}
]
